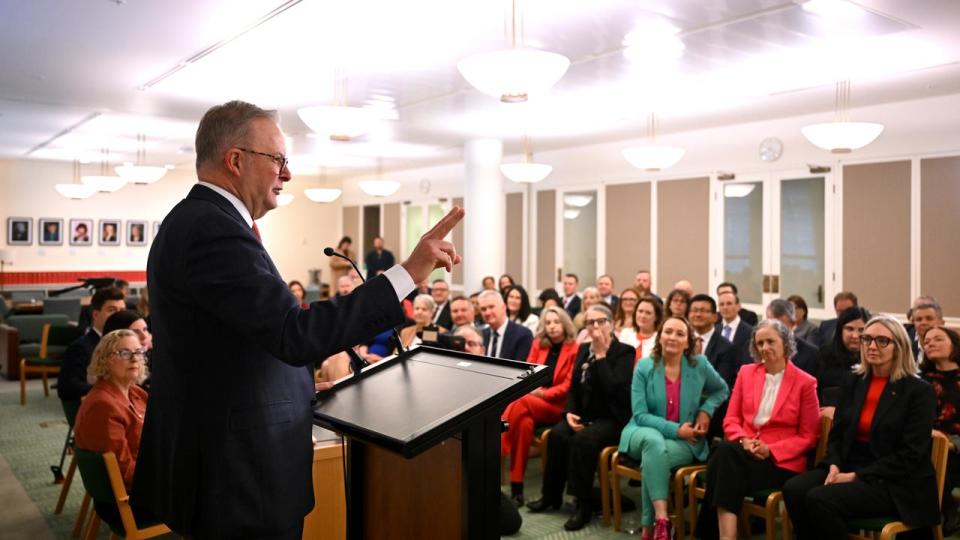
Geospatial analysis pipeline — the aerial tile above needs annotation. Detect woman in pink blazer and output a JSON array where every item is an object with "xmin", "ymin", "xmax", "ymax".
[
  {"xmin": 695, "ymin": 319, "xmax": 821, "ymax": 540},
  {"xmin": 501, "ymin": 306, "xmax": 580, "ymax": 506}
]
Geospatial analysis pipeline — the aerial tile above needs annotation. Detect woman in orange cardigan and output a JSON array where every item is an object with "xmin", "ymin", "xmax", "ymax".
[{"xmin": 502, "ymin": 306, "xmax": 579, "ymax": 506}]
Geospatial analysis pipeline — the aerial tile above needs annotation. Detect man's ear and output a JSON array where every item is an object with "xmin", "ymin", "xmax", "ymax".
[{"xmin": 224, "ymin": 148, "xmax": 242, "ymax": 176}]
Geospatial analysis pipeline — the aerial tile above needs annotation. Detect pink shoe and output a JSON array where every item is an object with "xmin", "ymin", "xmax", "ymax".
[{"xmin": 653, "ymin": 517, "xmax": 673, "ymax": 540}]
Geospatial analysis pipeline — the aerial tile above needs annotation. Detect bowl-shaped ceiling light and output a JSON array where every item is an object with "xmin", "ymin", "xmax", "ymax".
[
  {"xmin": 304, "ymin": 188, "xmax": 342, "ymax": 203},
  {"xmin": 723, "ymin": 184, "xmax": 757, "ymax": 198},
  {"xmin": 114, "ymin": 164, "xmax": 167, "ymax": 184},
  {"xmin": 55, "ymin": 184, "xmax": 97, "ymax": 200},
  {"xmin": 563, "ymin": 209, "xmax": 581, "ymax": 220},
  {"xmin": 297, "ymin": 105, "xmax": 380, "ymax": 142},
  {"xmin": 621, "ymin": 145, "xmax": 686, "ymax": 171},
  {"xmin": 81, "ymin": 175, "xmax": 127, "ymax": 193},
  {"xmin": 500, "ymin": 162, "xmax": 553, "ymax": 183},
  {"xmin": 563, "ymin": 194, "xmax": 593, "ymax": 207},
  {"xmin": 359, "ymin": 180, "xmax": 400, "ymax": 198},
  {"xmin": 800, "ymin": 121, "xmax": 884, "ymax": 153},
  {"xmin": 458, "ymin": 48, "xmax": 570, "ymax": 103},
  {"xmin": 276, "ymin": 193, "xmax": 294, "ymax": 206}
]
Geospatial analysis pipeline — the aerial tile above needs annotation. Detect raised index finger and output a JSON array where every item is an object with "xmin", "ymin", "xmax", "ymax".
[{"xmin": 423, "ymin": 206, "xmax": 465, "ymax": 240}]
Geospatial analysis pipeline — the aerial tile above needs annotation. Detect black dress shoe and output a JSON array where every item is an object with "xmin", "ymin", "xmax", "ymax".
[
  {"xmin": 563, "ymin": 506, "xmax": 592, "ymax": 531},
  {"xmin": 510, "ymin": 493, "xmax": 524, "ymax": 507},
  {"xmin": 526, "ymin": 497, "xmax": 561, "ymax": 512}
]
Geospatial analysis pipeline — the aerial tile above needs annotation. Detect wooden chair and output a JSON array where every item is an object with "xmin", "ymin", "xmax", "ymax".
[
  {"xmin": 74, "ymin": 450, "xmax": 171, "ymax": 540},
  {"xmin": 20, "ymin": 323, "xmax": 81, "ymax": 405},
  {"xmin": 600, "ymin": 443, "xmax": 705, "ymax": 536},
  {"xmin": 689, "ymin": 414, "xmax": 833, "ymax": 540},
  {"xmin": 847, "ymin": 433, "xmax": 949, "ymax": 540}
]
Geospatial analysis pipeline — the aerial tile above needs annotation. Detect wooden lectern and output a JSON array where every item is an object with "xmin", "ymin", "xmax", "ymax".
[{"xmin": 313, "ymin": 346, "xmax": 550, "ymax": 540}]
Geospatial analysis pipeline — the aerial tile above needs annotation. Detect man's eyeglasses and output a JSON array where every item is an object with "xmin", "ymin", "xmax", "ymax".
[
  {"xmin": 584, "ymin": 318, "xmax": 610, "ymax": 327},
  {"xmin": 860, "ymin": 335, "xmax": 893, "ymax": 348},
  {"xmin": 112, "ymin": 349, "xmax": 147, "ymax": 361},
  {"xmin": 237, "ymin": 148, "xmax": 289, "ymax": 172}
]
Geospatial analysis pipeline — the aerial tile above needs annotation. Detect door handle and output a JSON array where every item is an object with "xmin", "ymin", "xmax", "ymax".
[
  {"xmin": 772, "ymin": 275, "xmax": 780, "ymax": 294},
  {"xmin": 762, "ymin": 275, "xmax": 770, "ymax": 294},
  {"xmin": 817, "ymin": 284, "xmax": 823, "ymax": 305}
]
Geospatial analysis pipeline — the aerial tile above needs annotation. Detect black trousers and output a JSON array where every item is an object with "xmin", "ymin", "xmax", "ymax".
[
  {"xmin": 782, "ymin": 468, "xmax": 898, "ymax": 540},
  {"xmin": 541, "ymin": 417, "xmax": 620, "ymax": 503},
  {"xmin": 694, "ymin": 442, "xmax": 795, "ymax": 539}
]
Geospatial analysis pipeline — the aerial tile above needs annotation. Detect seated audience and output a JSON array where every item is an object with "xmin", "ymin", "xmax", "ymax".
[
  {"xmin": 695, "ymin": 319, "xmax": 820, "ymax": 540},
  {"xmin": 634, "ymin": 269, "xmax": 656, "ymax": 298},
  {"xmin": 526, "ymin": 305, "xmax": 633, "ymax": 531},
  {"xmin": 815, "ymin": 306, "xmax": 870, "ymax": 412},
  {"xmin": 597, "ymin": 274, "xmax": 619, "ymax": 311},
  {"xmin": 634, "ymin": 295, "xmax": 665, "ymax": 361},
  {"xmin": 538, "ymin": 287, "xmax": 563, "ymax": 310},
  {"xmin": 766, "ymin": 298, "xmax": 819, "ymax": 376},
  {"xmin": 783, "ymin": 315, "xmax": 939, "ymax": 539},
  {"xmin": 136, "ymin": 286, "xmax": 150, "ymax": 327},
  {"xmin": 102, "ymin": 310, "xmax": 153, "ymax": 385},
  {"xmin": 504, "ymin": 285, "xmax": 539, "ymax": 333},
  {"xmin": 910, "ymin": 299, "xmax": 945, "ymax": 361},
  {"xmin": 613, "ymin": 287, "xmax": 641, "ymax": 347},
  {"xmin": 816, "ymin": 291, "xmax": 859, "ymax": 345},
  {"xmin": 618, "ymin": 316, "xmax": 728, "ymax": 540},
  {"xmin": 57, "ymin": 287, "xmax": 127, "ymax": 401},
  {"xmin": 688, "ymin": 294, "xmax": 739, "ymax": 438},
  {"xmin": 288, "ymin": 280, "xmax": 308, "ymax": 309},
  {"xmin": 561, "ymin": 273, "xmax": 582, "ymax": 320},
  {"xmin": 430, "ymin": 279, "xmax": 453, "ymax": 330},
  {"xmin": 921, "ymin": 325, "xmax": 960, "ymax": 534},
  {"xmin": 454, "ymin": 324, "xmax": 486, "ymax": 356},
  {"xmin": 665, "ymin": 288, "xmax": 690, "ymax": 319},
  {"xmin": 479, "ymin": 290, "xmax": 533, "ymax": 361},
  {"xmin": 74, "ymin": 329, "xmax": 150, "ymax": 530},
  {"xmin": 572, "ymin": 286, "xmax": 601, "ymax": 333},
  {"xmin": 469, "ymin": 292, "xmax": 484, "ymax": 326},
  {"xmin": 499, "ymin": 274, "xmax": 516, "ymax": 294},
  {"xmin": 398, "ymin": 294, "xmax": 438, "ymax": 350},
  {"xmin": 482, "ymin": 275, "xmax": 497, "ymax": 291},
  {"xmin": 788, "ymin": 294, "xmax": 819, "ymax": 346},
  {"xmin": 501, "ymin": 307, "xmax": 579, "ymax": 506},
  {"xmin": 717, "ymin": 291, "xmax": 753, "ymax": 365},
  {"xmin": 717, "ymin": 282, "xmax": 759, "ymax": 326},
  {"xmin": 449, "ymin": 296, "xmax": 477, "ymax": 331}
]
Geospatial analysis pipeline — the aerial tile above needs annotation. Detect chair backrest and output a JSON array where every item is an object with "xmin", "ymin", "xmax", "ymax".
[
  {"xmin": 815, "ymin": 415, "xmax": 833, "ymax": 462},
  {"xmin": 74, "ymin": 448, "xmax": 119, "ymax": 505},
  {"xmin": 42, "ymin": 297, "xmax": 83, "ymax": 323},
  {"xmin": 40, "ymin": 324, "xmax": 84, "ymax": 359},
  {"xmin": 6, "ymin": 314, "xmax": 70, "ymax": 343},
  {"xmin": 10, "ymin": 290, "xmax": 45, "ymax": 302},
  {"xmin": 931, "ymin": 434, "xmax": 950, "ymax": 503}
]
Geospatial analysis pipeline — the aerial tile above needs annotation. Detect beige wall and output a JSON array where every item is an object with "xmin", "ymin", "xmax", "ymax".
[
  {"xmin": 920, "ymin": 156, "xmax": 960, "ymax": 317},
  {"xmin": 536, "ymin": 190, "xmax": 556, "ymax": 290},
  {"xmin": 505, "ymin": 192, "xmax": 523, "ymax": 284},
  {"xmin": 657, "ymin": 177, "xmax": 709, "ymax": 293},
  {"xmin": 605, "ymin": 182, "xmax": 651, "ymax": 294}
]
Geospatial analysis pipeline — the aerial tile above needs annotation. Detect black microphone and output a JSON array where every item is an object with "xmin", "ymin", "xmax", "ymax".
[{"xmin": 323, "ymin": 247, "xmax": 406, "ymax": 363}]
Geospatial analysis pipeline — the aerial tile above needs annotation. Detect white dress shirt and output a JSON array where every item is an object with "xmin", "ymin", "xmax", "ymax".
[
  {"xmin": 721, "ymin": 316, "xmax": 742, "ymax": 342},
  {"xmin": 753, "ymin": 370, "xmax": 785, "ymax": 428},
  {"xmin": 487, "ymin": 321, "xmax": 507, "ymax": 357}
]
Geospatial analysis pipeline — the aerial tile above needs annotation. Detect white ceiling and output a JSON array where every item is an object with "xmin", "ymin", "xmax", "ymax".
[{"xmin": 1, "ymin": 0, "xmax": 958, "ymax": 177}]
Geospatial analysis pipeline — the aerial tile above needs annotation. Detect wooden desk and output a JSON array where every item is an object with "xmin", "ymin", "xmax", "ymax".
[{"xmin": 303, "ymin": 439, "xmax": 346, "ymax": 540}]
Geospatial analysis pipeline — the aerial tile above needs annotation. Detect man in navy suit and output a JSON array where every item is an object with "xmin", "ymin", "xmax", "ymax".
[
  {"xmin": 478, "ymin": 290, "xmax": 533, "ymax": 361},
  {"xmin": 689, "ymin": 294, "xmax": 739, "ymax": 439},
  {"xmin": 133, "ymin": 101, "xmax": 464, "ymax": 539},
  {"xmin": 816, "ymin": 291, "xmax": 858, "ymax": 346},
  {"xmin": 562, "ymin": 273, "xmax": 582, "ymax": 320},
  {"xmin": 717, "ymin": 291, "xmax": 754, "ymax": 366},
  {"xmin": 56, "ymin": 286, "xmax": 126, "ymax": 401}
]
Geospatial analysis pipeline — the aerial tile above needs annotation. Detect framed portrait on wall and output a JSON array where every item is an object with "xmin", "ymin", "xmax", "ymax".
[
  {"xmin": 127, "ymin": 220, "xmax": 148, "ymax": 246},
  {"xmin": 6, "ymin": 217, "xmax": 32, "ymax": 246},
  {"xmin": 99, "ymin": 219, "xmax": 121, "ymax": 246},
  {"xmin": 38, "ymin": 218, "xmax": 64, "ymax": 246},
  {"xmin": 69, "ymin": 218, "xmax": 93, "ymax": 246}
]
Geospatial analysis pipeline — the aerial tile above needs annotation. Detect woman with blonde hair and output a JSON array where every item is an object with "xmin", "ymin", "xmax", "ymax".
[
  {"xmin": 573, "ymin": 286, "xmax": 602, "ymax": 336},
  {"xmin": 783, "ymin": 315, "xmax": 939, "ymax": 539},
  {"xmin": 501, "ymin": 306, "xmax": 579, "ymax": 506}
]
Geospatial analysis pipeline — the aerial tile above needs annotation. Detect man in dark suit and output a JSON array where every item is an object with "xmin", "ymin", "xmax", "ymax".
[
  {"xmin": 562, "ymin": 273, "xmax": 581, "ymax": 320},
  {"xmin": 132, "ymin": 101, "xmax": 464, "ymax": 540},
  {"xmin": 56, "ymin": 287, "xmax": 126, "ymax": 401},
  {"xmin": 766, "ymin": 298, "xmax": 819, "ymax": 376},
  {"xmin": 816, "ymin": 291, "xmax": 859, "ymax": 346},
  {"xmin": 716, "ymin": 282, "xmax": 759, "ymax": 326},
  {"xmin": 596, "ymin": 274, "xmax": 618, "ymax": 312},
  {"xmin": 364, "ymin": 236, "xmax": 395, "ymax": 280},
  {"xmin": 689, "ymin": 294, "xmax": 739, "ymax": 439},
  {"xmin": 717, "ymin": 291, "xmax": 754, "ymax": 366},
  {"xmin": 430, "ymin": 278, "xmax": 453, "ymax": 330},
  {"xmin": 478, "ymin": 289, "xmax": 533, "ymax": 361},
  {"xmin": 907, "ymin": 299, "xmax": 944, "ymax": 360}
]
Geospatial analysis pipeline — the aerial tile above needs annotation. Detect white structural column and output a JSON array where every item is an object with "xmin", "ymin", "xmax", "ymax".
[{"xmin": 463, "ymin": 139, "xmax": 504, "ymax": 293}]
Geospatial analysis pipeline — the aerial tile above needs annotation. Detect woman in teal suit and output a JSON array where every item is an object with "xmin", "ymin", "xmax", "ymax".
[{"xmin": 619, "ymin": 316, "xmax": 729, "ymax": 540}]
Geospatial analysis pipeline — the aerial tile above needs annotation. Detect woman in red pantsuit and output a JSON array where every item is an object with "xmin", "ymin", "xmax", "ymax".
[{"xmin": 502, "ymin": 306, "xmax": 579, "ymax": 506}]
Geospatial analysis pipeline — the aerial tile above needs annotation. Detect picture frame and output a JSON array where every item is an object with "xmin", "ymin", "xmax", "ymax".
[
  {"xmin": 6, "ymin": 217, "xmax": 32, "ymax": 246},
  {"xmin": 38, "ymin": 218, "xmax": 64, "ymax": 246},
  {"xmin": 69, "ymin": 218, "xmax": 94, "ymax": 246},
  {"xmin": 127, "ymin": 220, "xmax": 148, "ymax": 246},
  {"xmin": 99, "ymin": 219, "xmax": 121, "ymax": 246}
]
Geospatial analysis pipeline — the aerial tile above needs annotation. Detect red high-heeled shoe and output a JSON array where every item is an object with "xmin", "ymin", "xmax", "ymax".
[{"xmin": 653, "ymin": 517, "xmax": 673, "ymax": 540}]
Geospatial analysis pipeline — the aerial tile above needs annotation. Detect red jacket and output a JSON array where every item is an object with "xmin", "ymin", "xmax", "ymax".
[
  {"xmin": 723, "ymin": 361, "xmax": 820, "ymax": 473},
  {"xmin": 525, "ymin": 340, "xmax": 579, "ymax": 406},
  {"xmin": 74, "ymin": 380, "xmax": 148, "ymax": 487}
]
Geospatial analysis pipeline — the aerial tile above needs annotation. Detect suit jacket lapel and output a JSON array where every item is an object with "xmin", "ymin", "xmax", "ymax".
[
  {"xmin": 704, "ymin": 334, "xmax": 718, "ymax": 359},
  {"xmin": 752, "ymin": 363, "xmax": 766, "ymax": 415},
  {"xmin": 845, "ymin": 375, "xmax": 871, "ymax": 450},
  {"xmin": 871, "ymin": 377, "xmax": 900, "ymax": 436},
  {"xmin": 679, "ymin": 356, "xmax": 697, "ymax": 422}
]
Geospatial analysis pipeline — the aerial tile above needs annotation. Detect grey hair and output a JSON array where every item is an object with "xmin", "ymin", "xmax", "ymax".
[
  {"xmin": 454, "ymin": 324, "xmax": 482, "ymax": 341},
  {"xmin": 749, "ymin": 319, "xmax": 797, "ymax": 363},
  {"xmin": 195, "ymin": 100, "xmax": 278, "ymax": 170},
  {"xmin": 586, "ymin": 303, "xmax": 614, "ymax": 321},
  {"xmin": 915, "ymin": 301, "xmax": 944, "ymax": 319},
  {"xmin": 767, "ymin": 298, "xmax": 796, "ymax": 323},
  {"xmin": 478, "ymin": 289, "xmax": 504, "ymax": 304},
  {"xmin": 413, "ymin": 293, "xmax": 436, "ymax": 312}
]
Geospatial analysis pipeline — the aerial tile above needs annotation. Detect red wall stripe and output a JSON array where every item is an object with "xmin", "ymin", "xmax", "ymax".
[{"xmin": 0, "ymin": 271, "xmax": 147, "ymax": 286}]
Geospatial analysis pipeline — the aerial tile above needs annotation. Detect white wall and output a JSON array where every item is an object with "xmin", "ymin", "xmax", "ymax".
[{"xmin": 0, "ymin": 160, "xmax": 342, "ymax": 284}]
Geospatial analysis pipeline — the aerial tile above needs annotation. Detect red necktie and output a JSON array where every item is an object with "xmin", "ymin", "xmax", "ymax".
[{"xmin": 251, "ymin": 222, "xmax": 262, "ymax": 242}]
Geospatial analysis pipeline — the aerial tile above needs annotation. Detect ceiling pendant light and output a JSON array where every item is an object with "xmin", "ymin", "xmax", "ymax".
[
  {"xmin": 457, "ymin": 0, "xmax": 570, "ymax": 103},
  {"xmin": 563, "ymin": 194, "xmax": 593, "ymax": 207},
  {"xmin": 82, "ymin": 149, "xmax": 127, "ymax": 193},
  {"xmin": 304, "ymin": 167, "xmax": 343, "ymax": 203},
  {"xmin": 276, "ymin": 193, "xmax": 295, "ymax": 206},
  {"xmin": 622, "ymin": 114, "xmax": 685, "ymax": 171},
  {"xmin": 298, "ymin": 68, "xmax": 379, "ymax": 141},
  {"xmin": 56, "ymin": 160, "xmax": 97, "ymax": 200},
  {"xmin": 801, "ymin": 80, "xmax": 884, "ymax": 153},
  {"xmin": 359, "ymin": 159, "xmax": 400, "ymax": 198},
  {"xmin": 115, "ymin": 134, "xmax": 168, "ymax": 184},
  {"xmin": 500, "ymin": 135, "xmax": 552, "ymax": 183}
]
